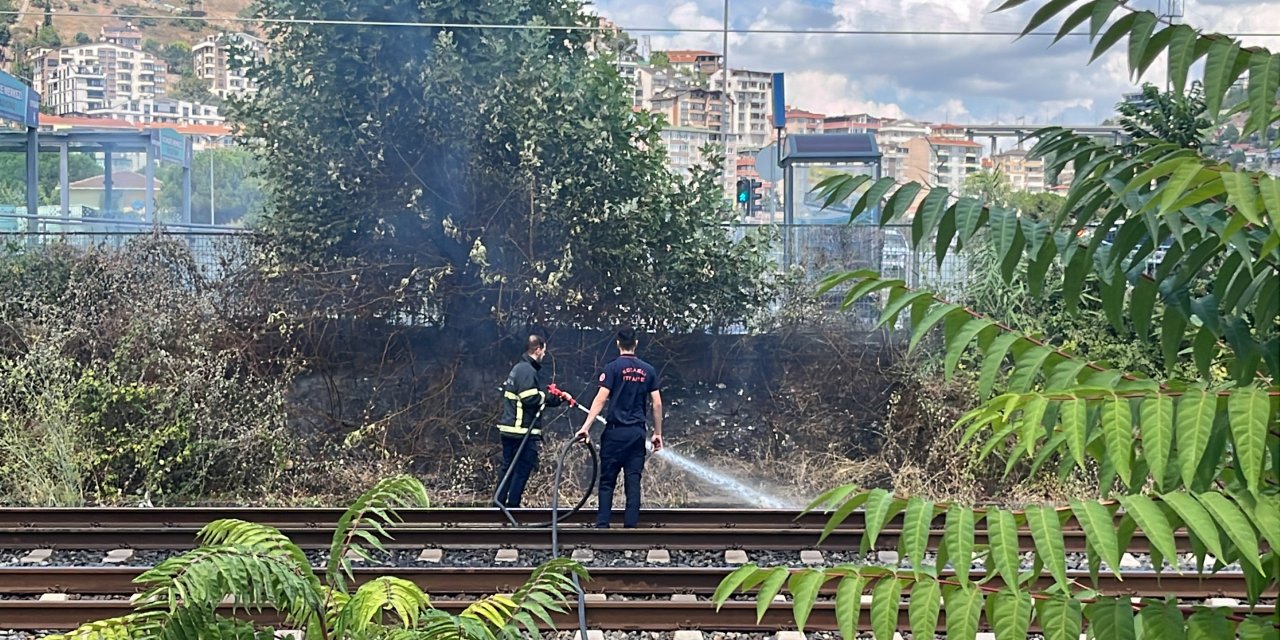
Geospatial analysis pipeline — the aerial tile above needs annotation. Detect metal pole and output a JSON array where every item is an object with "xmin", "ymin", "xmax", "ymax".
[
  {"xmin": 145, "ymin": 143, "xmax": 156, "ymax": 222},
  {"xmin": 783, "ymin": 164, "xmax": 793, "ymax": 268},
  {"xmin": 182, "ymin": 139, "xmax": 192, "ymax": 224},
  {"xmin": 25, "ymin": 126, "xmax": 38, "ymax": 226},
  {"xmin": 103, "ymin": 148, "xmax": 114, "ymax": 217},
  {"xmin": 721, "ymin": 0, "xmax": 730, "ymax": 196},
  {"xmin": 59, "ymin": 142, "xmax": 69, "ymax": 218},
  {"xmin": 209, "ymin": 149, "xmax": 215, "ymax": 225}
]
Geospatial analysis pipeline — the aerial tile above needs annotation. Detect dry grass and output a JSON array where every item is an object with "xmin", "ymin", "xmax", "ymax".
[{"xmin": 26, "ymin": 0, "xmax": 251, "ymax": 50}]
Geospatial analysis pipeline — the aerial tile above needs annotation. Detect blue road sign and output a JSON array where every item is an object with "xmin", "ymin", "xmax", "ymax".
[
  {"xmin": 0, "ymin": 70, "xmax": 38, "ymax": 128},
  {"xmin": 154, "ymin": 128, "xmax": 187, "ymax": 165}
]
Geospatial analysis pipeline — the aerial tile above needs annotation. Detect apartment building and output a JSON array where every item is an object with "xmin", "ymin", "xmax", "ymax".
[
  {"xmin": 931, "ymin": 123, "xmax": 969, "ymax": 139},
  {"xmin": 650, "ymin": 87, "xmax": 728, "ymax": 131},
  {"xmin": 192, "ymin": 32, "xmax": 266, "ymax": 98},
  {"xmin": 663, "ymin": 50, "xmax": 723, "ymax": 76},
  {"xmin": 823, "ymin": 113, "xmax": 881, "ymax": 134},
  {"xmin": 904, "ymin": 137, "xmax": 983, "ymax": 190},
  {"xmin": 32, "ymin": 43, "xmax": 167, "ymax": 115},
  {"xmin": 99, "ymin": 24, "xmax": 143, "ymax": 49},
  {"xmin": 89, "ymin": 97, "xmax": 223, "ymax": 127},
  {"xmin": 992, "ymin": 148, "xmax": 1046, "ymax": 193},
  {"xmin": 875, "ymin": 119, "xmax": 930, "ymax": 180},
  {"xmin": 711, "ymin": 68, "xmax": 772, "ymax": 150},
  {"xmin": 771, "ymin": 106, "xmax": 824, "ymax": 135},
  {"xmin": 659, "ymin": 126, "xmax": 724, "ymax": 177}
]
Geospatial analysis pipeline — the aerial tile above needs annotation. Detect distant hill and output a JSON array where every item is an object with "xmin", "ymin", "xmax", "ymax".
[{"xmin": 19, "ymin": 0, "xmax": 255, "ymax": 49}]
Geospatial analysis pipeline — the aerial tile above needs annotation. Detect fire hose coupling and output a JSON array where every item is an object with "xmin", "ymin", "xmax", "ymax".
[{"xmin": 547, "ymin": 383, "xmax": 576, "ymax": 407}]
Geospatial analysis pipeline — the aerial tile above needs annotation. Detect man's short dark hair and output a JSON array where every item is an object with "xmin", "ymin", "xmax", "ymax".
[
  {"xmin": 526, "ymin": 334, "xmax": 546, "ymax": 354},
  {"xmin": 616, "ymin": 327, "xmax": 638, "ymax": 350}
]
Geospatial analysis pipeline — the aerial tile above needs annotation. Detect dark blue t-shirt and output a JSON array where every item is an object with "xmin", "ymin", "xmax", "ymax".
[{"xmin": 599, "ymin": 355, "xmax": 659, "ymax": 427}]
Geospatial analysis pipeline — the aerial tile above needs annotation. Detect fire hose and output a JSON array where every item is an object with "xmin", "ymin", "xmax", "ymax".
[{"xmin": 491, "ymin": 383, "xmax": 605, "ymax": 639}]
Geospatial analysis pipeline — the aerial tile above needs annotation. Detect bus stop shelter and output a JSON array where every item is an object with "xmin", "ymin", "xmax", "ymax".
[
  {"xmin": 0, "ymin": 67, "xmax": 193, "ymax": 226},
  {"xmin": 0, "ymin": 127, "xmax": 195, "ymax": 223}
]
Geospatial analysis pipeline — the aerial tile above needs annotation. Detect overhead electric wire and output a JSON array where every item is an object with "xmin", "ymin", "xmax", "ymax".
[{"xmin": 0, "ymin": 11, "xmax": 1276, "ymax": 37}]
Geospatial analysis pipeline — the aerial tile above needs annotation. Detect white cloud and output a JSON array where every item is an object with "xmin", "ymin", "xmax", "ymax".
[
  {"xmin": 785, "ymin": 70, "xmax": 906, "ymax": 118},
  {"xmin": 591, "ymin": 0, "xmax": 1280, "ymax": 124}
]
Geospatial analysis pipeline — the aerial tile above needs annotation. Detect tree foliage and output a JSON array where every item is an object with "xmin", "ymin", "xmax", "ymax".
[
  {"xmin": 0, "ymin": 152, "xmax": 100, "ymax": 207},
  {"xmin": 158, "ymin": 147, "xmax": 267, "ymax": 225},
  {"xmin": 1116, "ymin": 82, "xmax": 1212, "ymax": 152},
  {"xmin": 718, "ymin": 1, "xmax": 1280, "ymax": 637},
  {"xmin": 231, "ymin": 0, "xmax": 775, "ymax": 336},
  {"xmin": 46, "ymin": 475, "xmax": 585, "ymax": 639}
]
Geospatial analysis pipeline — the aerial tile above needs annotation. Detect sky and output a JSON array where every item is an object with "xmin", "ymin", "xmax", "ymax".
[{"xmin": 588, "ymin": 0, "xmax": 1280, "ymax": 125}]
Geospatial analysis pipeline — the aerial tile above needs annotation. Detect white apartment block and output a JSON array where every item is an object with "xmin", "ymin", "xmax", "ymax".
[
  {"xmin": 634, "ymin": 65, "xmax": 682, "ymax": 110},
  {"xmin": 876, "ymin": 119, "xmax": 931, "ymax": 181},
  {"xmin": 88, "ymin": 97, "xmax": 223, "ymax": 127},
  {"xmin": 99, "ymin": 24, "xmax": 143, "ymax": 49},
  {"xmin": 905, "ymin": 137, "xmax": 983, "ymax": 190},
  {"xmin": 650, "ymin": 87, "xmax": 728, "ymax": 132},
  {"xmin": 712, "ymin": 68, "xmax": 772, "ymax": 151},
  {"xmin": 659, "ymin": 126, "xmax": 723, "ymax": 178},
  {"xmin": 32, "ymin": 43, "xmax": 167, "ymax": 115},
  {"xmin": 992, "ymin": 148, "xmax": 1046, "ymax": 193},
  {"xmin": 192, "ymin": 32, "xmax": 266, "ymax": 98}
]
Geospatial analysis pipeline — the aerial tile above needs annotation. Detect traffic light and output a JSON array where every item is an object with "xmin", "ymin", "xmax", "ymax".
[
  {"xmin": 736, "ymin": 177, "xmax": 750, "ymax": 207},
  {"xmin": 749, "ymin": 179, "xmax": 762, "ymax": 215}
]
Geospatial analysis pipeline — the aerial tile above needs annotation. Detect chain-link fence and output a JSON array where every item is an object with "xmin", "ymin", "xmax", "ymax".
[
  {"xmin": 2, "ymin": 223, "xmax": 250, "ymax": 281},
  {"xmin": 732, "ymin": 222, "xmax": 972, "ymax": 326},
  {"xmin": 7, "ymin": 222, "xmax": 972, "ymax": 328}
]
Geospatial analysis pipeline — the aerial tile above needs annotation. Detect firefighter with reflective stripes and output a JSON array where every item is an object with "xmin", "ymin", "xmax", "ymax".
[{"xmin": 495, "ymin": 335, "xmax": 572, "ymax": 508}]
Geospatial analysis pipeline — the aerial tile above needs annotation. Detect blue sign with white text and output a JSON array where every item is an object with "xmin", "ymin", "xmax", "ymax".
[
  {"xmin": 0, "ymin": 70, "xmax": 38, "ymax": 128},
  {"xmin": 154, "ymin": 128, "xmax": 187, "ymax": 166}
]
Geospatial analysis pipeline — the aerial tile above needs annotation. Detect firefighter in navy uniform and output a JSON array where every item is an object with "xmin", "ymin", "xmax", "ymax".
[
  {"xmin": 575, "ymin": 327, "xmax": 663, "ymax": 528},
  {"xmin": 495, "ymin": 335, "xmax": 572, "ymax": 508}
]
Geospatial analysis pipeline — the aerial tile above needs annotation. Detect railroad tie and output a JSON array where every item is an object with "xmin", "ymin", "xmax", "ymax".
[
  {"xmin": 645, "ymin": 549, "xmax": 670, "ymax": 564},
  {"xmin": 102, "ymin": 549, "xmax": 134, "ymax": 564},
  {"xmin": 19, "ymin": 549, "xmax": 52, "ymax": 564},
  {"xmin": 799, "ymin": 550, "xmax": 823, "ymax": 565}
]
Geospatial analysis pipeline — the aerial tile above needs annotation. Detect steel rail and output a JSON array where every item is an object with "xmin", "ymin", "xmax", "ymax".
[
  {"xmin": 0, "ymin": 599, "xmax": 1262, "ymax": 632},
  {"xmin": 0, "ymin": 507, "xmax": 1143, "ymax": 532},
  {"xmin": 0, "ymin": 524, "xmax": 1178, "ymax": 552},
  {"xmin": 0, "ymin": 566, "xmax": 1263, "ymax": 599}
]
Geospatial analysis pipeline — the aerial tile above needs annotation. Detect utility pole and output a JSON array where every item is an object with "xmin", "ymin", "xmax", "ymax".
[
  {"xmin": 721, "ymin": 0, "xmax": 731, "ymax": 199},
  {"xmin": 209, "ymin": 148, "xmax": 215, "ymax": 225}
]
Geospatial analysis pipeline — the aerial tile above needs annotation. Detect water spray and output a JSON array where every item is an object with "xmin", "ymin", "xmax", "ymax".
[{"xmin": 565, "ymin": 402, "xmax": 795, "ymax": 509}]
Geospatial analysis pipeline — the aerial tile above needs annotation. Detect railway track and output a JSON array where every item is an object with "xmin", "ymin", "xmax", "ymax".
[
  {"xmin": 0, "ymin": 507, "xmax": 1184, "ymax": 552},
  {"xmin": 0, "ymin": 508, "xmax": 1260, "ymax": 634},
  {"xmin": 0, "ymin": 565, "xmax": 1259, "ymax": 598}
]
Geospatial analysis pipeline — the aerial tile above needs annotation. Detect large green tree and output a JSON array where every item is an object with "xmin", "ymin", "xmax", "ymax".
[
  {"xmin": 0, "ymin": 152, "xmax": 101, "ymax": 206},
  {"xmin": 721, "ymin": 1, "xmax": 1280, "ymax": 638},
  {"xmin": 230, "ymin": 0, "xmax": 774, "ymax": 337},
  {"xmin": 158, "ymin": 147, "xmax": 267, "ymax": 225}
]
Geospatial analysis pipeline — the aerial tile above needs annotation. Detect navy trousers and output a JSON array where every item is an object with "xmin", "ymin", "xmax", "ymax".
[
  {"xmin": 496, "ymin": 436, "xmax": 539, "ymax": 508},
  {"xmin": 595, "ymin": 425, "xmax": 647, "ymax": 528}
]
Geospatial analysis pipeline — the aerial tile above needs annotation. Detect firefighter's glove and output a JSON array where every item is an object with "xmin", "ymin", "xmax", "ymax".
[{"xmin": 547, "ymin": 383, "xmax": 575, "ymax": 406}]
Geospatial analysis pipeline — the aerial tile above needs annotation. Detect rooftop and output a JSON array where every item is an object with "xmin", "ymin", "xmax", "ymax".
[
  {"xmin": 928, "ymin": 137, "xmax": 981, "ymax": 148},
  {"xmin": 781, "ymin": 133, "xmax": 881, "ymax": 166},
  {"xmin": 69, "ymin": 171, "xmax": 162, "ymax": 190}
]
